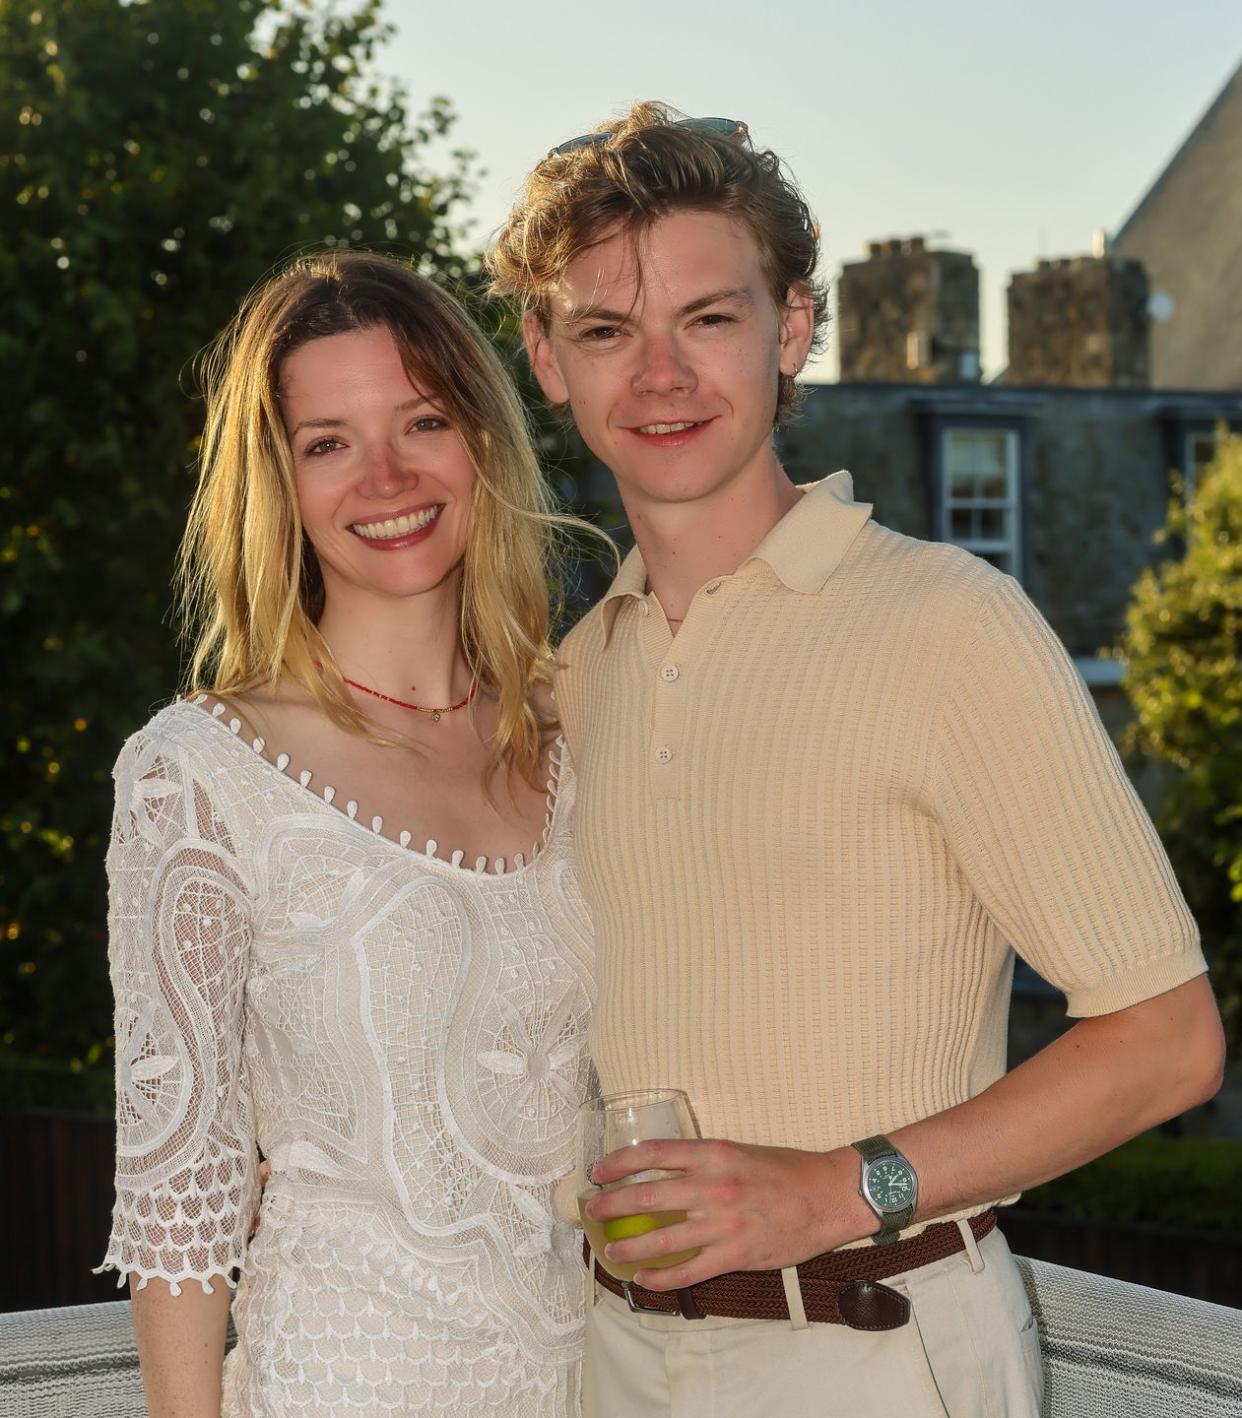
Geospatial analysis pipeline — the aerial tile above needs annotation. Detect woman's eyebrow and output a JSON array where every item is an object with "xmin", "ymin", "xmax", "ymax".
[{"xmin": 289, "ymin": 396, "xmax": 435, "ymax": 437}]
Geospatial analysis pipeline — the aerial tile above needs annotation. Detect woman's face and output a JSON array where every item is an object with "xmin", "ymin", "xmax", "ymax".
[{"xmin": 279, "ymin": 325, "xmax": 476, "ymax": 608}]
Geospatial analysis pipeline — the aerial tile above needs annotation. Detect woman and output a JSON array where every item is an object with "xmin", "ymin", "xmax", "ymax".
[{"xmin": 96, "ymin": 251, "xmax": 599, "ymax": 1416}]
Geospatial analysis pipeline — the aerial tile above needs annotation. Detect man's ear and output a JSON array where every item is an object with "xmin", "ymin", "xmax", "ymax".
[
  {"xmin": 778, "ymin": 283, "xmax": 816, "ymax": 378},
  {"xmin": 522, "ymin": 310, "xmax": 570, "ymax": 405}
]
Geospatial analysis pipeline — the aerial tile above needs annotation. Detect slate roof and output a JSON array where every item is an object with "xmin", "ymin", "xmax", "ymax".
[{"xmin": 1112, "ymin": 58, "xmax": 1242, "ymax": 390}]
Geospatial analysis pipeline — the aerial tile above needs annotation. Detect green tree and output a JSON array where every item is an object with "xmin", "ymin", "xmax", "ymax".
[
  {"xmin": 0, "ymin": 0, "xmax": 489, "ymax": 1095},
  {"xmin": 1117, "ymin": 433, "xmax": 1242, "ymax": 1052}
]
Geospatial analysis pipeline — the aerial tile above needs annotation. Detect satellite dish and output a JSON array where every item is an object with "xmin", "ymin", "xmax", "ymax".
[{"xmin": 1148, "ymin": 291, "xmax": 1175, "ymax": 323}]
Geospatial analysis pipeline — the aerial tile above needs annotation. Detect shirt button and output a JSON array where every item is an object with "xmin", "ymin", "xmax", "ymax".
[
  {"xmin": 660, "ymin": 664, "xmax": 680, "ymax": 682},
  {"xmin": 655, "ymin": 746, "xmax": 673, "ymax": 764}
]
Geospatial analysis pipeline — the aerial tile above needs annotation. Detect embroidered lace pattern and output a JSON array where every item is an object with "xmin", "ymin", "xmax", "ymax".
[{"xmin": 98, "ymin": 701, "xmax": 595, "ymax": 1416}]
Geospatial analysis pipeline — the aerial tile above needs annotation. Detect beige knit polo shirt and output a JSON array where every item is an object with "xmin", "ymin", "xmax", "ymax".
[{"xmin": 555, "ymin": 471, "xmax": 1206, "ymax": 1209}]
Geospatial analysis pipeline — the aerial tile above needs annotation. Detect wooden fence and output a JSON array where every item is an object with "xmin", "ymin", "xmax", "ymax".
[
  {"xmin": 2, "ymin": 1110, "xmax": 1240, "ymax": 1312},
  {"xmin": 1, "ymin": 1111, "xmax": 120, "ymax": 1311},
  {"xmin": 1000, "ymin": 1208, "xmax": 1241, "ymax": 1308}
]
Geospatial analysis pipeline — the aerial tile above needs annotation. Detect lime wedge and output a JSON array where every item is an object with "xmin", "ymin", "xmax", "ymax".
[{"xmin": 603, "ymin": 1212, "xmax": 663, "ymax": 1243}]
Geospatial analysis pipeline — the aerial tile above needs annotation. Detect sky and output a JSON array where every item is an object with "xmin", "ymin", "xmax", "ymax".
[{"xmin": 383, "ymin": 0, "xmax": 1242, "ymax": 382}]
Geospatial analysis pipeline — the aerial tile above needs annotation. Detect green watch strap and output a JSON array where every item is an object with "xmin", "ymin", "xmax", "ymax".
[
  {"xmin": 852, "ymin": 1134, "xmax": 894, "ymax": 1166},
  {"xmin": 872, "ymin": 1202, "xmax": 914, "ymax": 1245},
  {"xmin": 852, "ymin": 1134, "xmax": 916, "ymax": 1245}
]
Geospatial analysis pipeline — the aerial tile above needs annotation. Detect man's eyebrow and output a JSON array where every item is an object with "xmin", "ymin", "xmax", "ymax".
[
  {"xmin": 289, "ymin": 396, "xmax": 434, "ymax": 437},
  {"xmin": 680, "ymin": 287, "xmax": 754, "ymax": 316},
  {"xmin": 561, "ymin": 288, "xmax": 754, "ymax": 326}
]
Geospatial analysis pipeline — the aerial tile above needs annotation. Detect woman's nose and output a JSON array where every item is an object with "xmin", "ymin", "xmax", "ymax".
[{"xmin": 358, "ymin": 443, "xmax": 410, "ymax": 497}]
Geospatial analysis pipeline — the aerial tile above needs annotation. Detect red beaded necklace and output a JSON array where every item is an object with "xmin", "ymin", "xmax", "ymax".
[{"xmin": 342, "ymin": 676, "xmax": 478, "ymax": 723}]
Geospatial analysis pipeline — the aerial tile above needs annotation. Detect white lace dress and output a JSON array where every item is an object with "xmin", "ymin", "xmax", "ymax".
[{"xmin": 97, "ymin": 699, "xmax": 595, "ymax": 1416}]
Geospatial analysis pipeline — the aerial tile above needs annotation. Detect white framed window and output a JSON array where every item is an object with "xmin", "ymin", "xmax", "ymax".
[{"xmin": 942, "ymin": 428, "xmax": 1021, "ymax": 575}]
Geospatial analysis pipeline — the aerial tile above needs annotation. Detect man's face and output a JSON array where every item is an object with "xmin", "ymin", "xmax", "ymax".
[{"xmin": 525, "ymin": 210, "xmax": 813, "ymax": 515}]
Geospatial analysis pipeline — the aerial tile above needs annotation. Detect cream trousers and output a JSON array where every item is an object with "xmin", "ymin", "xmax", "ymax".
[{"xmin": 582, "ymin": 1225, "xmax": 1044, "ymax": 1418}]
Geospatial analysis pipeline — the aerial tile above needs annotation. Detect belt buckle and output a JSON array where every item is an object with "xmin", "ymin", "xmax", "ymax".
[
  {"xmin": 622, "ymin": 1280, "xmax": 670, "ymax": 1316},
  {"xmin": 621, "ymin": 1280, "xmax": 706, "ymax": 1321}
]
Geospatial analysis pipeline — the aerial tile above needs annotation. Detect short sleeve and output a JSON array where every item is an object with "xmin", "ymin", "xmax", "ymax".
[
  {"xmin": 95, "ymin": 722, "xmax": 260, "ymax": 1294},
  {"xmin": 932, "ymin": 574, "xmax": 1207, "ymax": 1016}
]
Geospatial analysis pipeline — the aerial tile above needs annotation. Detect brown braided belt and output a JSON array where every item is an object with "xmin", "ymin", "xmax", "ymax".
[{"xmin": 588, "ymin": 1208, "xmax": 997, "ymax": 1330}]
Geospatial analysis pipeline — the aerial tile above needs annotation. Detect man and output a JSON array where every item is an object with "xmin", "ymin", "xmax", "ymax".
[{"xmin": 488, "ymin": 104, "xmax": 1225, "ymax": 1417}]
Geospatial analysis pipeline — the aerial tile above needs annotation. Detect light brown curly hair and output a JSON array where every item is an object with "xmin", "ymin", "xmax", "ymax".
[{"xmin": 487, "ymin": 101, "xmax": 828, "ymax": 423}]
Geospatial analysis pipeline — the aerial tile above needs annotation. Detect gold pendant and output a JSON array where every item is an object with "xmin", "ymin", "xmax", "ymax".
[{"xmin": 431, "ymin": 710, "xmax": 442, "ymax": 723}]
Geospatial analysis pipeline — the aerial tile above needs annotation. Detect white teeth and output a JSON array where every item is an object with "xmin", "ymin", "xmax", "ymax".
[
  {"xmin": 639, "ymin": 421, "xmax": 700, "ymax": 435},
  {"xmin": 351, "ymin": 506, "xmax": 441, "ymax": 540}
]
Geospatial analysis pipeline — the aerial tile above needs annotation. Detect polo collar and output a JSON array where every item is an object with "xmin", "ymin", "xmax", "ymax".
[
  {"xmin": 599, "ymin": 471, "xmax": 872, "ymax": 642},
  {"xmin": 743, "ymin": 470, "xmax": 873, "ymax": 593}
]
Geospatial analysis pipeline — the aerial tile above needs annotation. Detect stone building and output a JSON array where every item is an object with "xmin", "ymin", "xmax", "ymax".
[
  {"xmin": 1005, "ymin": 255, "xmax": 1150, "ymax": 388},
  {"xmin": 779, "ymin": 382, "xmax": 1242, "ymax": 753},
  {"xmin": 837, "ymin": 237, "xmax": 981, "ymax": 384},
  {"xmin": 1111, "ymin": 58, "xmax": 1242, "ymax": 390}
]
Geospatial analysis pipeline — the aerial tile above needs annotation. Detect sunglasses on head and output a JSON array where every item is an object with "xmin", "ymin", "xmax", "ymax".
[{"xmin": 548, "ymin": 116, "xmax": 747, "ymax": 158}]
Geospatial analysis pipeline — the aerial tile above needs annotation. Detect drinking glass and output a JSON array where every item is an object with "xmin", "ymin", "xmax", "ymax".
[{"xmin": 577, "ymin": 1087, "xmax": 701, "ymax": 1287}]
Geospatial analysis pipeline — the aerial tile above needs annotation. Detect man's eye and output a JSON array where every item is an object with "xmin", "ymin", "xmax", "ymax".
[
  {"xmin": 580, "ymin": 325, "xmax": 621, "ymax": 342},
  {"xmin": 696, "ymin": 313, "xmax": 734, "ymax": 328}
]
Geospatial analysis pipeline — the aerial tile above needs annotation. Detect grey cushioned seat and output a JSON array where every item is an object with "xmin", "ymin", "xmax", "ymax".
[
  {"xmin": 2, "ymin": 1261, "xmax": 1239, "ymax": 1415},
  {"xmin": 0, "ymin": 1299, "xmax": 146, "ymax": 1417},
  {"xmin": 1016, "ymin": 1256, "xmax": 1242, "ymax": 1416}
]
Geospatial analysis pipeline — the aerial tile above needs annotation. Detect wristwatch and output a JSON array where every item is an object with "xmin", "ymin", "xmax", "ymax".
[{"xmin": 851, "ymin": 1134, "xmax": 918, "ymax": 1246}]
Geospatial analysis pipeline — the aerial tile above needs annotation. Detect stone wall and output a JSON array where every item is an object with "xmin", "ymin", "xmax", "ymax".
[
  {"xmin": 781, "ymin": 383, "xmax": 933, "ymax": 538},
  {"xmin": 783, "ymin": 385, "xmax": 1191, "ymax": 657},
  {"xmin": 1006, "ymin": 257, "xmax": 1151, "ymax": 387},
  {"xmin": 1018, "ymin": 392, "xmax": 1169, "ymax": 653},
  {"xmin": 838, "ymin": 237, "xmax": 981, "ymax": 385}
]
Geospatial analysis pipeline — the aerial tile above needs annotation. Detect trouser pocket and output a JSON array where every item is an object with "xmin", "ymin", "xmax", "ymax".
[{"xmin": 900, "ymin": 1227, "xmax": 1044, "ymax": 1418}]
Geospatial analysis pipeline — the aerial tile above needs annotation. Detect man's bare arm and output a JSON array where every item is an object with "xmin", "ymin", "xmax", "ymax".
[{"xmin": 589, "ymin": 974, "xmax": 1225, "ymax": 1287}]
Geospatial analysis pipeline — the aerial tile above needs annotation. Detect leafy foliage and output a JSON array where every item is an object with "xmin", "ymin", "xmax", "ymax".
[
  {"xmin": 0, "ymin": 0, "xmax": 609, "ymax": 1095},
  {"xmin": 1117, "ymin": 434, "xmax": 1242, "ymax": 1052},
  {"xmin": 1018, "ymin": 1132, "xmax": 1242, "ymax": 1233}
]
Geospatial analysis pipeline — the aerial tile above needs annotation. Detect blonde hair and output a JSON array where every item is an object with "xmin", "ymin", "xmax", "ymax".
[
  {"xmin": 487, "ymin": 100, "xmax": 828, "ymax": 423},
  {"xmin": 179, "ymin": 249, "xmax": 598, "ymax": 788}
]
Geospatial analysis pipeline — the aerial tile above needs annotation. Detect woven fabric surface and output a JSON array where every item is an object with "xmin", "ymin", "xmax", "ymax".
[
  {"xmin": 0, "ymin": 1301, "xmax": 145, "ymax": 1418},
  {"xmin": 3, "ymin": 1261, "xmax": 1239, "ymax": 1414},
  {"xmin": 1016, "ymin": 1256, "xmax": 1242, "ymax": 1417}
]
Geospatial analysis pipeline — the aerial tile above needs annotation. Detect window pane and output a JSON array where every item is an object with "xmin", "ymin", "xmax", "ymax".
[
  {"xmin": 1189, "ymin": 434, "xmax": 1217, "ymax": 475},
  {"xmin": 950, "ymin": 507, "xmax": 975, "ymax": 538},
  {"xmin": 979, "ymin": 507, "xmax": 1008, "ymax": 540},
  {"xmin": 946, "ymin": 431, "xmax": 1009, "ymax": 498},
  {"xmin": 942, "ymin": 427, "xmax": 1020, "ymax": 581}
]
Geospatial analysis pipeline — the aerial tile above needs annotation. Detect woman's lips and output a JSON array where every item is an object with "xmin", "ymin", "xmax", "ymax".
[{"xmin": 349, "ymin": 503, "xmax": 443, "ymax": 549}]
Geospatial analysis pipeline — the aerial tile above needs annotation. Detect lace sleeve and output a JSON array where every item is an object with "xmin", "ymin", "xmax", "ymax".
[{"xmin": 95, "ymin": 721, "xmax": 260, "ymax": 1295}]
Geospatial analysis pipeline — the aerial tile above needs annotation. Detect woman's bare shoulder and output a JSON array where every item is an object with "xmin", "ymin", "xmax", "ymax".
[{"xmin": 197, "ymin": 682, "xmax": 320, "ymax": 744}]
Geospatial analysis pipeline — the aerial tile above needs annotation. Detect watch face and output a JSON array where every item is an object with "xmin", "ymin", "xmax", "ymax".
[{"xmin": 867, "ymin": 1158, "xmax": 916, "ymax": 1209}]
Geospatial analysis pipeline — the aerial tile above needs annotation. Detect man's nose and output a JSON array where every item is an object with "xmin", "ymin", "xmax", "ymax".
[{"xmin": 633, "ymin": 334, "xmax": 696, "ymax": 395}]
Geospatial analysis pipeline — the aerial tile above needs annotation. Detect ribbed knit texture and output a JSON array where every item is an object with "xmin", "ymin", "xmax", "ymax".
[{"xmin": 555, "ymin": 478, "xmax": 1205, "ymax": 1218}]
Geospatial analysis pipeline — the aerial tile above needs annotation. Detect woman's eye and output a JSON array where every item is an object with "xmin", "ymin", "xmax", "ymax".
[
  {"xmin": 305, "ymin": 436, "xmax": 342, "ymax": 457},
  {"xmin": 580, "ymin": 324, "xmax": 621, "ymax": 342},
  {"xmin": 411, "ymin": 416, "xmax": 448, "ymax": 433}
]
